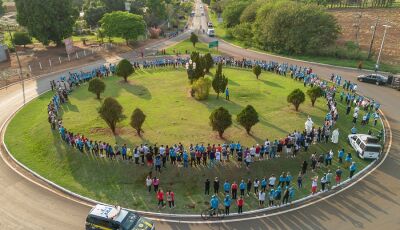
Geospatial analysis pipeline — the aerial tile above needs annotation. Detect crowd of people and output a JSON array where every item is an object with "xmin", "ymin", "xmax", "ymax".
[{"xmin": 45, "ymin": 56, "xmax": 382, "ymax": 214}]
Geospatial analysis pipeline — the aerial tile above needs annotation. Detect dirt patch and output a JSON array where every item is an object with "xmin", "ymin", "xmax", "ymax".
[{"xmin": 329, "ymin": 8, "xmax": 400, "ymax": 65}]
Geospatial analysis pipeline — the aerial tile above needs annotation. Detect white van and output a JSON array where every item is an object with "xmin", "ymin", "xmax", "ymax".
[
  {"xmin": 348, "ymin": 134, "xmax": 382, "ymax": 159},
  {"xmin": 207, "ymin": 28, "xmax": 215, "ymax": 37}
]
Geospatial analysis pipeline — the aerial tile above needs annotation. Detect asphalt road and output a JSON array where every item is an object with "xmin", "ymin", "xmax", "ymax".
[{"xmin": 0, "ymin": 1, "xmax": 399, "ymax": 229}]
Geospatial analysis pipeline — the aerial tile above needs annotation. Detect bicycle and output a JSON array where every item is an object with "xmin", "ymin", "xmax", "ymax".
[{"xmin": 201, "ymin": 208, "xmax": 225, "ymax": 220}]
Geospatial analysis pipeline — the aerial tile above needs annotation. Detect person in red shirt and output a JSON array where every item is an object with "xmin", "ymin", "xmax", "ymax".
[
  {"xmin": 157, "ymin": 189, "xmax": 165, "ymax": 208},
  {"xmin": 166, "ymin": 190, "xmax": 175, "ymax": 208},
  {"xmin": 231, "ymin": 181, "xmax": 238, "ymax": 199},
  {"xmin": 237, "ymin": 196, "xmax": 244, "ymax": 214}
]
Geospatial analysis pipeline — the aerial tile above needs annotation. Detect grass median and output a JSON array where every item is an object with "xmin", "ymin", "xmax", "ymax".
[{"xmin": 4, "ymin": 67, "xmax": 381, "ymax": 214}]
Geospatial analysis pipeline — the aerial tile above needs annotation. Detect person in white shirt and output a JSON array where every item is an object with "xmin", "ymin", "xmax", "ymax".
[
  {"xmin": 269, "ymin": 175, "xmax": 276, "ymax": 188},
  {"xmin": 259, "ymin": 190, "xmax": 266, "ymax": 206},
  {"xmin": 146, "ymin": 176, "xmax": 152, "ymax": 193},
  {"xmin": 253, "ymin": 179, "xmax": 260, "ymax": 194}
]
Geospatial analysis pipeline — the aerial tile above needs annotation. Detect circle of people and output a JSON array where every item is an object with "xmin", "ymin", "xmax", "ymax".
[{"xmin": 46, "ymin": 56, "xmax": 381, "ymax": 214}]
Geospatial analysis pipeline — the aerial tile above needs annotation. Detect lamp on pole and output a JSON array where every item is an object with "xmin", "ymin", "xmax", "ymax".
[
  {"xmin": 367, "ymin": 17, "xmax": 379, "ymax": 60},
  {"xmin": 375, "ymin": 24, "xmax": 391, "ymax": 72},
  {"xmin": 6, "ymin": 25, "xmax": 26, "ymax": 104}
]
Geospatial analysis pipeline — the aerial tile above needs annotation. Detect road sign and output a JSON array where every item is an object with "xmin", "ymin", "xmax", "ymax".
[{"xmin": 209, "ymin": 40, "xmax": 219, "ymax": 48}]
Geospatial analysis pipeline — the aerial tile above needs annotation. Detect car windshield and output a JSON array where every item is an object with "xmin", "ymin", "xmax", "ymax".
[
  {"xmin": 364, "ymin": 146, "xmax": 381, "ymax": 152},
  {"xmin": 121, "ymin": 212, "xmax": 139, "ymax": 230}
]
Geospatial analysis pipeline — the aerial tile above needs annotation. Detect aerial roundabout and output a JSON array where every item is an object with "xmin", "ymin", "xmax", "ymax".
[{"xmin": 3, "ymin": 57, "xmax": 386, "ymax": 221}]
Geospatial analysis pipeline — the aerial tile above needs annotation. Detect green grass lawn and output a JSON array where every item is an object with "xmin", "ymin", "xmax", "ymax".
[
  {"xmin": 208, "ymin": 11, "xmax": 400, "ymax": 74},
  {"xmin": 5, "ymin": 67, "xmax": 382, "ymax": 214},
  {"xmin": 165, "ymin": 39, "xmax": 220, "ymax": 55}
]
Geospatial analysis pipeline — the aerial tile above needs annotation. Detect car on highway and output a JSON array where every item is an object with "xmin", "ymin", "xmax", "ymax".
[
  {"xmin": 207, "ymin": 28, "xmax": 215, "ymax": 37},
  {"xmin": 357, "ymin": 74, "xmax": 388, "ymax": 85},
  {"xmin": 85, "ymin": 204, "xmax": 155, "ymax": 230},
  {"xmin": 348, "ymin": 134, "xmax": 382, "ymax": 159},
  {"xmin": 207, "ymin": 22, "xmax": 213, "ymax": 28}
]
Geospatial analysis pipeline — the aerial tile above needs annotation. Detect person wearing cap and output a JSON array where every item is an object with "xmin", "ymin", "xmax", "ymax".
[
  {"xmin": 224, "ymin": 194, "xmax": 231, "ymax": 215},
  {"xmin": 210, "ymin": 195, "xmax": 219, "ymax": 216}
]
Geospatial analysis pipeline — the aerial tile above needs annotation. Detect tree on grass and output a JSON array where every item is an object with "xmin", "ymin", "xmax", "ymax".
[
  {"xmin": 287, "ymin": 88, "xmax": 305, "ymax": 111},
  {"xmin": 116, "ymin": 59, "xmax": 134, "ymax": 82},
  {"xmin": 100, "ymin": 11, "xmax": 146, "ymax": 45},
  {"xmin": 307, "ymin": 87, "xmax": 324, "ymax": 107},
  {"xmin": 209, "ymin": 107, "xmax": 232, "ymax": 138},
  {"xmin": 88, "ymin": 78, "xmax": 106, "ymax": 99},
  {"xmin": 12, "ymin": 32, "xmax": 32, "ymax": 48},
  {"xmin": 130, "ymin": 108, "xmax": 146, "ymax": 136},
  {"xmin": 98, "ymin": 97, "xmax": 124, "ymax": 134},
  {"xmin": 192, "ymin": 77, "xmax": 211, "ymax": 100},
  {"xmin": 15, "ymin": 0, "xmax": 76, "ymax": 46},
  {"xmin": 253, "ymin": 65, "xmax": 262, "ymax": 79},
  {"xmin": 203, "ymin": 53, "xmax": 214, "ymax": 73},
  {"xmin": 212, "ymin": 63, "xmax": 228, "ymax": 99},
  {"xmin": 237, "ymin": 105, "xmax": 259, "ymax": 134},
  {"xmin": 190, "ymin": 32, "xmax": 199, "ymax": 47}
]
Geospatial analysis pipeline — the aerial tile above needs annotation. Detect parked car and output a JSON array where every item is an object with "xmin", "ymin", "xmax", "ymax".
[
  {"xmin": 86, "ymin": 204, "xmax": 155, "ymax": 230},
  {"xmin": 348, "ymin": 134, "xmax": 382, "ymax": 159},
  {"xmin": 207, "ymin": 28, "xmax": 215, "ymax": 37},
  {"xmin": 357, "ymin": 74, "xmax": 388, "ymax": 85}
]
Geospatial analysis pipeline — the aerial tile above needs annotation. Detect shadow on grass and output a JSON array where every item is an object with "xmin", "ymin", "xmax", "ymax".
[
  {"xmin": 118, "ymin": 82, "xmax": 152, "ymax": 100},
  {"xmin": 260, "ymin": 79, "xmax": 284, "ymax": 88}
]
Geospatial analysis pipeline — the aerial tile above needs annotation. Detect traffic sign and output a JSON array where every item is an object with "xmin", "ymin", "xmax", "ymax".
[{"xmin": 208, "ymin": 40, "xmax": 219, "ymax": 48}]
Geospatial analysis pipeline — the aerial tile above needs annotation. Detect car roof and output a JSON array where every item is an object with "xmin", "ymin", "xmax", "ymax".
[
  {"xmin": 89, "ymin": 204, "xmax": 129, "ymax": 223},
  {"xmin": 349, "ymin": 134, "xmax": 381, "ymax": 147}
]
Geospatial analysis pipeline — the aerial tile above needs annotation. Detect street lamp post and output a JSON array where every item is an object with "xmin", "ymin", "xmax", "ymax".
[
  {"xmin": 367, "ymin": 17, "xmax": 379, "ymax": 60},
  {"xmin": 375, "ymin": 24, "xmax": 391, "ymax": 72},
  {"xmin": 6, "ymin": 25, "xmax": 26, "ymax": 105}
]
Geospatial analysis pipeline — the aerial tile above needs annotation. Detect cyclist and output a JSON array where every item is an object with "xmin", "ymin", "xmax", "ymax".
[{"xmin": 210, "ymin": 195, "xmax": 219, "ymax": 216}]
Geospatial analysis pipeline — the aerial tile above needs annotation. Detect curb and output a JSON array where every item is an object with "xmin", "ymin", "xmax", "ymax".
[{"xmin": 0, "ymin": 85, "xmax": 391, "ymax": 221}]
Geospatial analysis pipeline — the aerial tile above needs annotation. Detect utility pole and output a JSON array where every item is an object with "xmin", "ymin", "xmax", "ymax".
[
  {"xmin": 7, "ymin": 25, "xmax": 26, "ymax": 105},
  {"xmin": 375, "ymin": 24, "xmax": 391, "ymax": 72},
  {"xmin": 353, "ymin": 12, "xmax": 362, "ymax": 46},
  {"xmin": 367, "ymin": 17, "xmax": 379, "ymax": 60}
]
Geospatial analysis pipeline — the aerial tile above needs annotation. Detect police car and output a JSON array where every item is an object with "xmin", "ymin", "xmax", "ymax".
[
  {"xmin": 348, "ymin": 134, "xmax": 382, "ymax": 159},
  {"xmin": 86, "ymin": 204, "xmax": 155, "ymax": 230}
]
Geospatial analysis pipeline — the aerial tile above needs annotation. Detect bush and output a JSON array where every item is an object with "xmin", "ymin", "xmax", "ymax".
[
  {"xmin": 212, "ymin": 63, "xmax": 228, "ymax": 99},
  {"xmin": 98, "ymin": 97, "xmax": 124, "ymax": 134},
  {"xmin": 287, "ymin": 89, "xmax": 306, "ymax": 111},
  {"xmin": 306, "ymin": 86, "xmax": 324, "ymax": 107},
  {"xmin": 222, "ymin": 1, "xmax": 251, "ymax": 28},
  {"xmin": 253, "ymin": 1, "xmax": 340, "ymax": 54},
  {"xmin": 192, "ymin": 77, "xmax": 211, "ymax": 100},
  {"xmin": 209, "ymin": 107, "xmax": 232, "ymax": 138},
  {"xmin": 190, "ymin": 32, "xmax": 199, "ymax": 47},
  {"xmin": 13, "ymin": 32, "xmax": 32, "ymax": 47},
  {"xmin": 229, "ymin": 22, "xmax": 253, "ymax": 46},
  {"xmin": 252, "ymin": 65, "xmax": 262, "ymax": 79},
  {"xmin": 149, "ymin": 27, "xmax": 161, "ymax": 39},
  {"xmin": 88, "ymin": 78, "xmax": 106, "ymax": 99},
  {"xmin": 236, "ymin": 105, "xmax": 259, "ymax": 134},
  {"xmin": 130, "ymin": 108, "xmax": 146, "ymax": 136},
  {"xmin": 116, "ymin": 59, "xmax": 134, "ymax": 82},
  {"xmin": 203, "ymin": 53, "xmax": 214, "ymax": 73}
]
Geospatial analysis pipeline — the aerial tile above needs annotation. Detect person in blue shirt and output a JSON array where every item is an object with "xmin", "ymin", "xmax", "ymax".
[
  {"xmin": 269, "ymin": 189, "xmax": 275, "ymax": 207},
  {"xmin": 261, "ymin": 178, "xmax": 267, "ymax": 192},
  {"xmin": 286, "ymin": 172, "xmax": 293, "ymax": 186},
  {"xmin": 349, "ymin": 162, "xmax": 356, "ymax": 179},
  {"xmin": 229, "ymin": 142, "xmax": 235, "ymax": 156},
  {"xmin": 345, "ymin": 153, "xmax": 352, "ymax": 168},
  {"xmin": 278, "ymin": 172, "xmax": 286, "ymax": 187},
  {"xmin": 274, "ymin": 186, "xmax": 282, "ymax": 206},
  {"xmin": 183, "ymin": 150, "xmax": 189, "ymax": 168},
  {"xmin": 239, "ymin": 180, "xmax": 246, "ymax": 196},
  {"xmin": 210, "ymin": 195, "xmax": 219, "ymax": 216},
  {"xmin": 338, "ymin": 149, "xmax": 345, "ymax": 163},
  {"xmin": 289, "ymin": 186, "xmax": 295, "ymax": 203},
  {"xmin": 224, "ymin": 195, "xmax": 231, "ymax": 215},
  {"xmin": 236, "ymin": 142, "xmax": 241, "ymax": 152},
  {"xmin": 351, "ymin": 126, "xmax": 357, "ymax": 134},
  {"xmin": 224, "ymin": 180, "xmax": 231, "ymax": 194},
  {"xmin": 121, "ymin": 144, "xmax": 127, "ymax": 160},
  {"xmin": 225, "ymin": 87, "xmax": 230, "ymax": 100}
]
